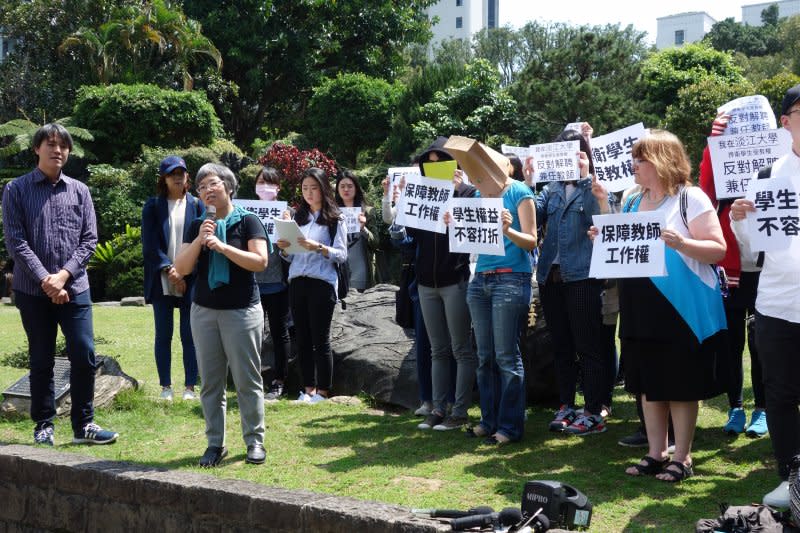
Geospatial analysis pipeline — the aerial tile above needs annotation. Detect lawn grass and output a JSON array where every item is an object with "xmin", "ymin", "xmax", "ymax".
[{"xmin": 0, "ymin": 303, "xmax": 777, "ymax": 532}]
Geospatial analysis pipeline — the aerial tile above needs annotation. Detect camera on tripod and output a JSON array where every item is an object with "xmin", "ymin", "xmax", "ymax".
[{"xmin": 521, "ymin": 481, "xmax": 592, "ymax": 530}]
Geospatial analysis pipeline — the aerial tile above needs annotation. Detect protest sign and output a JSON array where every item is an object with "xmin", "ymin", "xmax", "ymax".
[
  {"xmin": 590, "ymin": 123, "xmax": 646, "ymax": 193},
  {"xmin": 447, "ymin": 197, "xmax": 504, "ymax": 256},
  {"xmin": 233, "ymin": 199, "xmax": 287, "ymax": 241},
  {"xmin": 394, "ymin": 174, "xmax": 454, "ymax": 234},
  {"xmin": 589, "ymin": 212, "xmax": 667, "ymax": 278},
  {"xmin": 529, "ymin": 140, "xmax": 580, "ymax": 182},
  {"xmin": 501, "ymin": 144, "xmax": 533, "ymax": 161},
  {"xmin": 564, "ymin": 122, "xmax": 584, "ymax": 133},
  {"xmin": 387, "ymin": 167, "xmax": 420, "ymax": 199},
  {"xmin": 340, "ymin": 207, "xmax": 362, "ymax": 234},
  {"xmin": 708, "ymin": 128, "xmax": 791, "ymax": 199},
  {"xmin": 422, "ymin": 160, "xmax": 458, "ymax": 180},
  {"xmin": 717, "ymin": 95, "xmax": 776, "ymax": 135},
  {"xmin": 745, "ymin": 173, "xmax": 800, "ymax": 252}
]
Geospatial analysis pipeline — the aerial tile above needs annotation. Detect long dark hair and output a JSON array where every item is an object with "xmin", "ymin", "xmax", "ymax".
[
  {"xmin": 555, "ymin": 129, "xmax": 595, "ymax": 175},
  {"xmin": 335, "ymin": 169, "xmax": 368, "ymax": 208},
  {"xmin": 504, "ymin": 153, "xmax": 524, "ymax": 181},
  {"xmin": 294, "ymin": 167, "xmax": 341, "ymax": 228}
]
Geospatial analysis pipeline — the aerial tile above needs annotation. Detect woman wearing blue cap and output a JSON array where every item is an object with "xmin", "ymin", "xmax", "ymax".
[{"xmin": 142, "ymin": 156, "xmax": 203, "ymax": 401}]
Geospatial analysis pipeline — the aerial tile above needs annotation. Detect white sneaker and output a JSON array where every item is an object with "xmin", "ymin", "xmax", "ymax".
[
  {"xmin": 297, "ymin": 391, "xmax": 312, "ymax": 403},
  {"xmin": 182, "ymin": 389, "xmax": 197, "ymax": 401},
  {"xmin": 159, "ymin": 387, "xmax": 173, "ymax": 401},
  {"xmin": 309, "ymin": 393, "xmax": 327, "ymax": 404},
  {"xmin": 764, "ymin": 481, "xmax": 790, "ymax": 507},
  {"xmin": 414, "ymin": 401, "xmax": 433, "ymax": 416}
]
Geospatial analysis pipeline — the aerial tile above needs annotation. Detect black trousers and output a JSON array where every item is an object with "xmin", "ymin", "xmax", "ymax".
[
  {"xmin": 260, "ymin": 289, "xmax": 291, "ymax": 381},
  {"xmin": 755, "ymin": 311, "xmax": 800, "ymax": 480},
  {"xmin": 539, "ymin": 272, "xmax": 617, "ymax": 414},
  {"xmin": 289, "ymin": 277, "xmax": 337, "ymax": 391},
  {"xmin": 725, "ymin": 271, "xmax": 764, "ymax": 409}
]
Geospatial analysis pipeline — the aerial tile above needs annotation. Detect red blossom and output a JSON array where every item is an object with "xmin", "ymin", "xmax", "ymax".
[{"xmin": 257, "ymin": 143, "xmax": 339, "ymax": 205}]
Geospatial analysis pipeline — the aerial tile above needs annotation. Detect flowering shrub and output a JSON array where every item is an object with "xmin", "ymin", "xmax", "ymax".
[{"xmin": 258, "ymin": 143, "xmax": 339, "ymax": 204}]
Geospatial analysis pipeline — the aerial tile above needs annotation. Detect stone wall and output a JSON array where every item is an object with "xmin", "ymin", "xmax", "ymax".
[{"xmin": 0, "ymin": 444, "xmax": 449, "ymax": 533}]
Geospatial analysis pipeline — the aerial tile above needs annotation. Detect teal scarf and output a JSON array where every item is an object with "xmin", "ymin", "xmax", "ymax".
[{"xmin": 208, "ymin": 205, "xmax": 248, "ymax": 289}]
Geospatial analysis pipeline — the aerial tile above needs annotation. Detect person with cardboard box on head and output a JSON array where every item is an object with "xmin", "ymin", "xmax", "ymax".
[{"xmin": 445, "ymin": 136, "xmax": 538, "ymax": 444}]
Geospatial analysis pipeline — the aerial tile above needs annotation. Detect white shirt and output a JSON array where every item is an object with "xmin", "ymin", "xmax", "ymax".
[
  {"xmin": 731, "ymin": 150, "xmax": 800, "ymax": 324},
  {"xmin": 161, "ymin": 197, "xmax": 186, "ymax": 296}
]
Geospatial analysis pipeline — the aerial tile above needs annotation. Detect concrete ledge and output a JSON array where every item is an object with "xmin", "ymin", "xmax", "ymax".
[{"xmin": 0, "ymin": 444, "xmax": 449, "ymax": 532}]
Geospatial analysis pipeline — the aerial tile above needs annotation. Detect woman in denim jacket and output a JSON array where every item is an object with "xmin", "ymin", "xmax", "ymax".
[{"xmin": 533, "ymin": 128, "xmax": 616, "ymax": 436}]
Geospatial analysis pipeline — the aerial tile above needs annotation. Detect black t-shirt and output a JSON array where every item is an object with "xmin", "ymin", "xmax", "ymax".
[{"xmin": 185, "ymin": 213, "xmax": 268, "ymax": 309}]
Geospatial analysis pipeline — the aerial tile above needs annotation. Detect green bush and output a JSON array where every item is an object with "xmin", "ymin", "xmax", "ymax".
[
  {"xmin": 73, "ymin": 84, "xmax": 224, "ymax": 163},
  {"xmin": 756, "ymin": 71, "xmax": 800, "ymax": 120},
  {"xmin": 237, "ymin": 163, "xmax": 262, "ymax": 200},
  {"xmin": 87, "ymin": 164, "xmax": 141, "ymax": 242},
  {"xmin": 127, "ymin": 145, "xmax": 221, "ymax": 201},
  {"xmin": 89, "ymin": 225, "xmax": 143, "ymax": 300}
]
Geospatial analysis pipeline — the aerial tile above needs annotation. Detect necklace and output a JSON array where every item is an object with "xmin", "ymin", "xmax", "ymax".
[{"xmin": 643, "ymin": 189, "xmax": 668, "ymax": 209}]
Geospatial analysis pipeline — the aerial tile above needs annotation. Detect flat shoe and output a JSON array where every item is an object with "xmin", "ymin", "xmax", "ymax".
[
  {"xmin": 657, "ymin": 460, "xmax": 693, "ymax": 483},
  {"xmin": 625, "ymin": 455, "xmax": 668, "ymax": 477},
  {"xmin": 246, "ymin": 443, "xmax": 266, "ymax": 465},
  {"xmin": 199, "ymin": 446, "xmax": 228, "ymax": 468}
]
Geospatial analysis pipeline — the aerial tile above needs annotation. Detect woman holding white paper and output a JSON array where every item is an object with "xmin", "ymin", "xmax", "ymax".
[
  {"xmin": 609, "ymin": 130, "xmax": 727, "ymax": 482},
  {"xmin": 276, "ymin": 168, "xmax": 347, "ymax": 403},
  {"xmin": 335, "ymin": 170, "xmax": 376, "ymax": 292}
]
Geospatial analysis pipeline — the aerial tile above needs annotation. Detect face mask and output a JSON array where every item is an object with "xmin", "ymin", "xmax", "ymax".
[{"xmin": 256, "ymin": 184, "xmax": 278, "ymax": 201}]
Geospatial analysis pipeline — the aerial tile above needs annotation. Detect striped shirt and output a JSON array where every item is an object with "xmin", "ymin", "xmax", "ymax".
[{"xmin": 2, "ymin": 168, "xmax": 98, "ymax": 297}]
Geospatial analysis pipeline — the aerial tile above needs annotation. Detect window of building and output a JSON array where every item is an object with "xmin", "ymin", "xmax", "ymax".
[
  {"xmin": 675, "ymin": 30, "xmax": 685, "ymax": 45},
  {"xmin": 488, "ymin": 0, "xmax": 498, "ymax": 29},
  {"xmin": 456, "ymin": 0, "xmax": 463, "ymax": 6},
  {"xmin": 456, "ymin": 16, "xmax": 463, "ymax": 29}
]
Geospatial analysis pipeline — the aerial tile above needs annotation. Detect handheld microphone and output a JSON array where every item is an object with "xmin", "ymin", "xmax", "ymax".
[
  {"xmin": 411, "ymin": 506, "xmax": 494, "ymax": 519},
  {"xmin": 450, "ymin": 507, "xmax": 522, "ymax": 531},
  {"xmin": 204, "ymin": 205, "xmax": 217, "ymax": 245}
]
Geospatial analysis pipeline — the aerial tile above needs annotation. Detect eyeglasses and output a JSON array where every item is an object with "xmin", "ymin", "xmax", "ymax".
[
  {"xmin": 197, "ymin": 179, "xmax": 224, "ymax": 193},
  {"xmin": 786, "ymin": 109, "xmax": 800, "ymax": 117}
]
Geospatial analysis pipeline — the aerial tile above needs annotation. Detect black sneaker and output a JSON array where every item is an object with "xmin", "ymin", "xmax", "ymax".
[
  {"xmin": 417, "ymin": 411, "xmax": 444, "ymax": 430},
  {"xmin": 433, "ymin": 416, "xmax": 469, "ymax": 431},
  {"xmin": 264, "ymin": 380, "xmax": 284, "ymax": 401},
  {"xmin": 34, "ymin": 425, "xmax": 54, "ymax": 446},
  {"xmin": 617, "ymin": 429, "xmax": 648, "ymax": 447}
]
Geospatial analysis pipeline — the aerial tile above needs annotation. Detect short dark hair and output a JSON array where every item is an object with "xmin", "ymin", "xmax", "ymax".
[
  {"xmin": 32, "ymin": 123, "xmax": 74, "ymax": 152},
  {"xmin": 256, "ymin": 166, "xmax": 282, "ymax": 186}
]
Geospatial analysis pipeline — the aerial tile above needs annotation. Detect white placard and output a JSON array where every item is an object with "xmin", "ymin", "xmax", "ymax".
[
  {"xmin": 447, "ymin": 198, "xmax": 505, "ymax": 256},
  {"xmin": 387, "ymin": 166, "xmax": 420, "ymax": 199},
  {"xmin": 529, "ymin": 140, "xmax": 580, "ymax": 182},
  {"xmin": 274, "ymin": 219, "xmax": 310, "ymax": 254},
  {"xmin": 233, "ymin": 199, "xmax": 287, "ymax": 241},
  {"xmin": 708, "ymin": 128, "xmax": 791, "ymax": 199},
  {"xmin": 564, "ymin": 122, "xmax": 584, "ymax": 133},
  {"xmin": 589, "ymin": 212, "xmax": 667, "ymax": 278},
  {"xmin": 591, "ymin": 123, "xmax": 646, "ymax": 193},
  {"xmin": 717, "ymin": 95, "xmax": 776, "ymax": 136},
  {"xmin": 501, "ymin": 144, "xmax": 532, "ymax": 161},
  {"xmin": 340, "ymin": 207, "xmax": 362, "ymax": 234},
  {"xmin": 745, "ymin": 173, "xmax": 800, "ymax": 252},
  {"xmin": 394, "ymin": 174, "xmax": 454, "ymax": 234}
]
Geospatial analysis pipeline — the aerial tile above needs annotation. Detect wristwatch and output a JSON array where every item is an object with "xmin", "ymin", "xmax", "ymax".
[{"xmin": 162, "ymin": 264, "xmax": 173, "ymax": 273}]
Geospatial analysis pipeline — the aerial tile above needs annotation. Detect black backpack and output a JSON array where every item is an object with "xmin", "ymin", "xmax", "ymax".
[{"xmin": 327, "ymin": 222, "xmax": 351, "ymax": 307}]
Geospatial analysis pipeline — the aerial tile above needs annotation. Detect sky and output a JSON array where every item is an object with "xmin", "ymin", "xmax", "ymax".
[{"xmin": 499, "ymin": 1, "xmax": 747, "ymax": 44}]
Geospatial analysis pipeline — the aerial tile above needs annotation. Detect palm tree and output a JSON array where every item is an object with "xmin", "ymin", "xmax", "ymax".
[{"xmin": 0, "ymin": 117, "xmax": 95, "ymax": 160}]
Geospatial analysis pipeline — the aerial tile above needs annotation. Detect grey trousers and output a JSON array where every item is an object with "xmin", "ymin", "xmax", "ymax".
[
  {"xmin": 418, "ymin": 281, "xmax": 476, "ymax": 417},
  {"xmin": 190, "ymin": 303, "xmax": 265, "ymax": 448}
]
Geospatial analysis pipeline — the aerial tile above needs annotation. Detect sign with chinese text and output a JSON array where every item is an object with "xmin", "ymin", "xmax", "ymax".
[
  {"xmin": 529, "ymin": 140, "xmax": 580, "ymax": 182},
  {"xmin": 233, "ymin": 199, "xmax": 287, "ymax": 241},
  {"xmin": 589, "ymin": 212, "xmax": 667, "ymax": 278},
  {"xmin": 394, "ymin": 174, "xmax": 454, "ymax": 234},
  {"xmin": 746, "ymin": 174, "xmax": 800, "ymax": 252},
  {"xmin": 590, "ymin": 123, "xmax": 646, "ymax": 193},
  {"xmin": 717, "ymin": 95, "xmax": 776, "ymax": 136},
  {"xmin": 708, "ymin": 128, "xmax": 791, "ymax": 199},
  {"xmin": 340, "ymin": 207, "xmax": 362, "ymax": 234},
  {"xmin": 447, "ymin": 198, "xmax": 504, "ymax": 256},
  {"xmin": 387, "ymin": 167, "xmax": 420, "ymax": 199}
]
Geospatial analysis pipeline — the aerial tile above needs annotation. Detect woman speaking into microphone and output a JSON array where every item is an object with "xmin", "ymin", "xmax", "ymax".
[{"xmin": 175, "ymin": 163, "xmax": 269, "ymax": 468}]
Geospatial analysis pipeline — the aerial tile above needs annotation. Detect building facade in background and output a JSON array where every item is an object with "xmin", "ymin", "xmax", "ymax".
[
  {"xmin": 656, "ymin": 11, "xmax": 717, "ymax": 50},
  {"xmin": 426, "ymin": 0, "xmax": 499, "ymax": 50},
  {"xmin": 742, "ymin": 0, "xmax": 800, "ymax": 25}
]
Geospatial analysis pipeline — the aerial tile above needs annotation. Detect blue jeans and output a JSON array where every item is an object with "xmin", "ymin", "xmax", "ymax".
[
  {"xmin": 152, "ymin": 294, "xmax": 197, "ymax": 388},
  {"xmin": 16, "ymin": 289, "xmax": 95, "ymax": 435},
  {"xmin": 467, "ymin": 272, "xmax": 531, "ymax": 441}
]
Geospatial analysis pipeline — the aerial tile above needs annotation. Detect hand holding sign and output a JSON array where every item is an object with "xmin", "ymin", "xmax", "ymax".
[{"xmin": 730, "ymin": 198, "xmax": 756, "ymax": 221}]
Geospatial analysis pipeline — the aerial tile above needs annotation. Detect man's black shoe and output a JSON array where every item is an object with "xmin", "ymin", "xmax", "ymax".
[
  {"xmin": 199, "ymin": 446, "xmax": 228, "ymax": 468},
  {"xmin": 246, "ymin": 443, "xmax": 266, "ymax": 465}
]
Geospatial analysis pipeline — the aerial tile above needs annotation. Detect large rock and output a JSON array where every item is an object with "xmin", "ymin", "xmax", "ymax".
[
  {"xmin": 260, "ymin": 283, "xmax": 557, "ymax": 410},
  {"xmin": 1, "ymin": 356, "xmax": 138, "ymax": 419}
]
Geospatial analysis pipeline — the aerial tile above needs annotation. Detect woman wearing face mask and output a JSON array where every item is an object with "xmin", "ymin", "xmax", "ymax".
[
  {"xmin": 254, "ymin": 167, "xmax": 293, "ymax": 401},
  {"xmin": 335, "ymin": 170, "xmax": 376, "ymax": 292}
]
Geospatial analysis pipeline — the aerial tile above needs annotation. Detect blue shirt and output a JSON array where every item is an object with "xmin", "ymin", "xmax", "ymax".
[
  {"xmin": 284, "ymin": 211, "xmax": 348, "ymax": 292},
  {"xmin": 475, "ymin": 180, "xmax": 535, "ymax": 273},
  {"xmin": 2, "ymin": 168, "xmax": 98, "ymax": 297}
]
